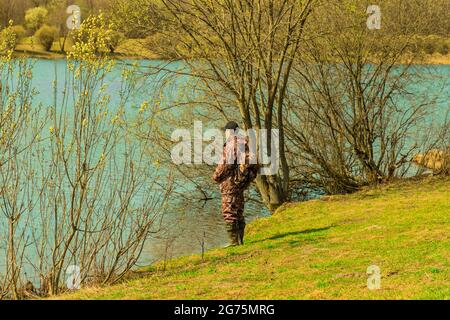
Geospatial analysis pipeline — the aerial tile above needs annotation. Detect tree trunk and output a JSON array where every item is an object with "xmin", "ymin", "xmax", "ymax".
[{"xmin": 256, "ymin": 175, "xmax": 288, "ymax": 213}]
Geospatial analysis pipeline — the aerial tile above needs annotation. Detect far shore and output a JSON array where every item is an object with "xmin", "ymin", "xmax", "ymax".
[
  {"xmin": 12, "ymin": 50, "xmax": 160, "ymax": 61},
  {"xmin": 419, "ymin": 53, "xmax": 450, "ymax": 65},
  {"xmin": 9, "ymin": 36, "xmax": 450, "ymax": 64},
  {"xmin": 12, "ymin": 50, "xmax": 450, "ymax": 65}
]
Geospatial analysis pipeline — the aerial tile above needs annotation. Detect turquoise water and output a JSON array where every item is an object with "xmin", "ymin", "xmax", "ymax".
[
  {"xmin": 0, "ymin": 58, "xmax": 269, "ymax": 284},
  {"xmin": 0, "ymin": 59, "xmax": 448, "ymax": 285}
]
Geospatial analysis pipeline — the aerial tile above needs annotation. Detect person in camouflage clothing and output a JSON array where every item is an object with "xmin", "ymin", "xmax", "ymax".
[{"xmin": 213, "ymin": 121, "xmax": 259, "ymax": 246}]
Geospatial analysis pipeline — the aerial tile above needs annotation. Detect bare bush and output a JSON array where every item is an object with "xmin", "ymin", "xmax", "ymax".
[
  {"xmin": 0, "ymin": 56, "xmax": 44, "ymax": 299},
  {"xmin": 284, "ymin": 1, "xmax": 450, "ymax": 194},
  {"xmin": 0, "ymin": 19, "xmax": 172, "ymax": 299}
]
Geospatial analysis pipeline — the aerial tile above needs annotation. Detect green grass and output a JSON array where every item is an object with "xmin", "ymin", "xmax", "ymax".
[{"xmin": 56, "ymin": 177, "xmax": 449, "ymax": 300}]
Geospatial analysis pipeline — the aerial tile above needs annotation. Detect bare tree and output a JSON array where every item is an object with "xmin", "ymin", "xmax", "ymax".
[
  {"xmin": 0, "ymin": 53, "xmax": 45, "ymax": 299},
  {"xmin": 0, "ymin": 15, "xmax": 173, "ymax": 299},
  {"xmin": 152, "ymin": 0, "xmax": 318, "ymax": 211},
  {"xmin": 284, "ymin": 0, "xmax": 450, "ymax": 194}
]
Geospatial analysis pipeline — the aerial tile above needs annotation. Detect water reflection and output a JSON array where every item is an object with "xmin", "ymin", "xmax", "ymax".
[{"xmin": 140, "ymin": 194, "xmax": 269, "ymax": 266}]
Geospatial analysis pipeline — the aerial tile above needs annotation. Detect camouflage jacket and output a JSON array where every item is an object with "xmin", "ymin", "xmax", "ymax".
[
  {"xmin": 212, "ymin": 138, "xmax": 259, "ymax": 222},
  {"xmin": 213, "ymin": 137, "xmax": 259, "ymax": 193}
]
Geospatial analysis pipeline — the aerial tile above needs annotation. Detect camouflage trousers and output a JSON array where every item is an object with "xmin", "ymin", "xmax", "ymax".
[{"xmin": 221, "ymin": 192, "xmax": 245, "ymax": 223}]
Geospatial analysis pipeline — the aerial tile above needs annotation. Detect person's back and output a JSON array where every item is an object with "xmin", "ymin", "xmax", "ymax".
[{"xmin": 212, "ymin": 122, "xmax": 259, "ymax": 246}]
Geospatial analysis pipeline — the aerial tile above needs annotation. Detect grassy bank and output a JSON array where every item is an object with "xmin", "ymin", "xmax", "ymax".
[{"xmin": 55, "ymin": 177, "xmax": 449, "ymax": 300}]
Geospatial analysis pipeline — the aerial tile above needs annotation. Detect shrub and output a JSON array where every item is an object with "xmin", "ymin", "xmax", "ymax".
[
  {"xmin": 0, "ymin": 22, "xmax": 17, "ymax": 53},
  {"xmin": 107, "ymin": 30, "xmax": 125, "ymax": 53},
  {"xmin": 438, "ymin": 43, "xmax": 449, "ymax": 55},
  {"xmin": 25, "ymin": 7, "xmax": 48, "ymax": 33},
  {"xmin": 144, "ymin": 32, "xmax": 180, "ymax": 59},
  {"xmin": 35, "ymin": 25, "xmax": 58, "ymax": 51},
  {"xmin": 423, "ymin": 42, "xmax": 436, "ymax": 54},
  {"xmin": 423, "ymin": 41, "xmax": 436, "ymax": 55},
  {"xmin": 10, "ymin": 25, "xmax": 26, "ymax": 40},
  {"xmin": 71, "ymin": 13, "xmax": 124, "ymax": 58}
]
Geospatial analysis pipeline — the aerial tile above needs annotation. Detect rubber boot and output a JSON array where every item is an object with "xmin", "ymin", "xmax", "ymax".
[
  {"xmin": 225, "ymin": 222, "xmax": 240, "ymax": 247},
  {"xmin": 238, "ymin": 220, "xmax": 246, "ymax": 245}
]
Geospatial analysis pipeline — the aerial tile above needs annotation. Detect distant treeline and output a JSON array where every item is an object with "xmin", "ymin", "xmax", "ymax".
[
  {"xmin": 0, "ymin": 0, "xmax": 449, "ymax": 59},
  {"xmin": 1, "ymin": 0, "xmax": 449, "ymax": 36}
]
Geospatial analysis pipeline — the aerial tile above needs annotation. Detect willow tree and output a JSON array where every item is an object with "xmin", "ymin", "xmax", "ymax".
[
  {"xmin": 0, "ymin": 42, "xmax": 43, "ymax": 300},
  {"xmin": 284, "ymin": 0, "xmax": 450, "ymax": 194},
  {"xmin": 160, "ymin": 0, "xmax": 317, "ymax": 211},
  {"xmin": 0, "ymin": 14, "xmax": 172, "ymax": 299}
]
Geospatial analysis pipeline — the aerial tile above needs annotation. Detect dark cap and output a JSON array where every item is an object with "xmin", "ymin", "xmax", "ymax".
[{"xmin": 223, "ymin": 121, "xmax": 239, "ymax": 131}]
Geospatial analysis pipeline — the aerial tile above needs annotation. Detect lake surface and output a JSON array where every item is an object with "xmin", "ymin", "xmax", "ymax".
[
  {"xmin": 0, "ymin": 59, "xmax": 448, "ymax": 283},
  {"xmin": 0, "ymin": 59, "xmax": 270, "ymax": 282},
  {"xmin": 33, "ymin": 58, "xmax": 270, "ymax": 256}
]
